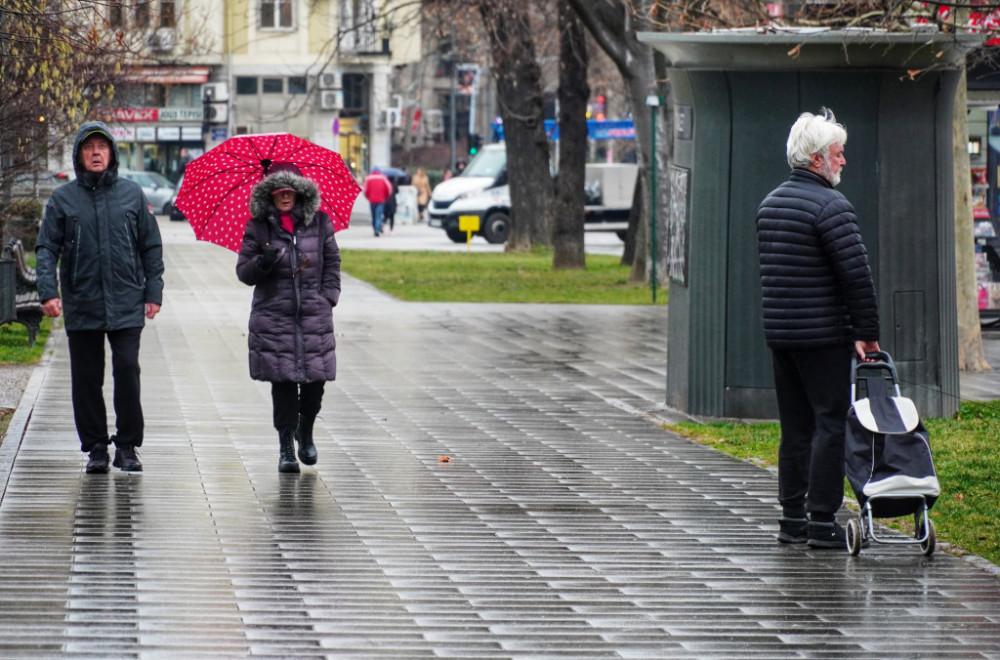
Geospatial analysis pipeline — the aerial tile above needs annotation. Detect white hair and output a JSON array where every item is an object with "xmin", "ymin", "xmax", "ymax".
[{"xmin": 786, "ymin": 108, "xmax": 848, "ymax": 169}]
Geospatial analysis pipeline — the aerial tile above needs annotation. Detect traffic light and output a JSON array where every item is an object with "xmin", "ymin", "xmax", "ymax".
[{"xmin": 468, "ymin": 133, "xmax": 482, "ymax": 155}]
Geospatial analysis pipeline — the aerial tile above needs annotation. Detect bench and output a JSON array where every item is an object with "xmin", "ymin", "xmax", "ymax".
[{"xmin": 2, "ymin": 239, "xmax": 43, "ymax": 346}]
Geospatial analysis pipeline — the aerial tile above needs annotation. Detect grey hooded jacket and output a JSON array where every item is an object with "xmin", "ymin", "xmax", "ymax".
[
  {"xmin": 235, "ymin": 169, "xmax": 342, "ymax": 383},
  {"xmin": 36, "ymin": 121, "xmax": 164, "ymax": 331}
]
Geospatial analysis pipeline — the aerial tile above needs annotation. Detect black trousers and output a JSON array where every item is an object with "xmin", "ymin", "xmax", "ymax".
[
  {"xmin": 271, "ymin": 381, "xmax": 325, "ymax": 430},
  {"xmin": 770, "ymin": 345, "xmax": 852, "ymax": 522},
  {"xmin": 67, "ymin": 327, "xmax": 144, "ymax": 452}
]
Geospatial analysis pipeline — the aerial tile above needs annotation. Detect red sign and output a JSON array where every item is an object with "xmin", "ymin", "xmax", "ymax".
[{"xmin": 109, "ymin": 107, "xmax": 159, "ymax": 122}]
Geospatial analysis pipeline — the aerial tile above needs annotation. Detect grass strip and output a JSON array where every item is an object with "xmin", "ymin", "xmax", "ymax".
[
  {"xmin": 341, "ymin": 248, "xmax": 667, "ymax": 305},
  {"xmin": 668, "ymin": 400, "xmax": 1000, "ymax": 566}
]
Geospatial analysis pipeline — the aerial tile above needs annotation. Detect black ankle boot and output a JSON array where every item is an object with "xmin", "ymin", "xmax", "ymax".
[
  {"xmin": 297, "ymin": 414, "xmax": 318, "ymax": 466},
  {"xmin": 278, "ymin": 426, "xmax": 300, "ymax": 473}
]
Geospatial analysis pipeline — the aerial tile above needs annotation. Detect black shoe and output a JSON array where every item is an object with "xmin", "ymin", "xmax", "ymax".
[
  {"xmin": 85, "ymin": 445, "xmax": 110, "ymax": 474},
  {"xmin": 777, "ymin": 516, "xmax": 808, "ymax": 544},
  {"xmin": 297, "ymin": 415, "xmax": 318, "ymax": 466},
  {"xmin": 113, "ymin": 445, "xmax": 143, "ymax": 472},
  {"xmin": 807, "ymin": 521, "xmax": 847, "ymax": 549},
  {"xmin": 279, "ymin": 426, "xmax": 300, "ymax": 474}
]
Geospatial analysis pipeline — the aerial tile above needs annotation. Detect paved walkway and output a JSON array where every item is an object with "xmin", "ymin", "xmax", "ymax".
[{"xmin": 2, "ymin": 218, "xmax": 1000, "ymax": 659}]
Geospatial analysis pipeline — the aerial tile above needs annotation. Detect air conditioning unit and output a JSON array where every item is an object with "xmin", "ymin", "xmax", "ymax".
[
  {"xmin": 375, "ymin": 108, "xmax": 401, "ymax": 130},
  {"xmin": 202, "ymin": 82, "xmax": 229, "ymax": 103},
  {"xmin": 204, "ymin": 103, "xmax": 228, "ymax": 123},
  {"xmin": 320, "ymin": 90, "xmax": 343, "ymax": 111},
  {"xmin": 148, "ymin": 28, "xmax": 175, "ymax": 53},
  {"xmin": 318, "ymin": 71, "xmax": 342, "ymax": 89}
]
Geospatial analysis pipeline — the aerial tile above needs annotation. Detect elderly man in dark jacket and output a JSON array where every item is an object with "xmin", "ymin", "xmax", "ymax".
[
  {"xmin": 756, "ymin": 108, "xmax": 880, "ymax": 549},
  {"xmin": 236, "ymin": 164, "xmax": 342, "ymax": 473},
  {"xmin": 37, "ymin": 121, "xmax": 164, "ymax": 474}
]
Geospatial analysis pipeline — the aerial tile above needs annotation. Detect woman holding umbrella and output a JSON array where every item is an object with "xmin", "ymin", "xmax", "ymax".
[{"xmin": 236, "ymin": 163, "xmax": 341, "ymax": 473}]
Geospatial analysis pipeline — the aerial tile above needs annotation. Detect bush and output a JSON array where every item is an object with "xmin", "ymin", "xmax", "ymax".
[{"xmin": 1, "ymin": 199, "xmax": 43, "ymax": 252}]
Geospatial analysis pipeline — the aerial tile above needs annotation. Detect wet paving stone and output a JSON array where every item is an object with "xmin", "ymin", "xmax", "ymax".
[{"xmin": 0, "ymin": 226, "xmax": 999, "ymax": 658}]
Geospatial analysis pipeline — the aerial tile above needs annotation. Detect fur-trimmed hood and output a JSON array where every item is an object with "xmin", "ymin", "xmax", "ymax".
[{"xmin": 250, "ymin": 170, "xmax": 321, "ymax": 224}]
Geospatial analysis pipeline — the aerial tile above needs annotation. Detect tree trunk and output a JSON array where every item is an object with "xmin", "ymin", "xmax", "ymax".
[
  {"xmin": 479, "ymin": 1, "xmax": 554, "ymax": 251},
  {"xmin": 553, "ymin": 0, "xmax": 589, "ymax": 270},
  {"xmin": 564, "ymin": 0, "xmax": 659, "ymax": 281},
  {"xmin": 953, "ymin": 65, "xmax": 991, "ymax": 372}
]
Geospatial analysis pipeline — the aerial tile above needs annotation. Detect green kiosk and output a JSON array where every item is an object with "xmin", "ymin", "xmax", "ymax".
[{"xmin": 637, "ymin": 30, "xmax": 981, "ymax": 419}]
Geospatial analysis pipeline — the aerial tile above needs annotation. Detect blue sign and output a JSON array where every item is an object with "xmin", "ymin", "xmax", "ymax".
[
  {"xmin": 211, "ymin": 127, "xmax": 227, "ymax": 142},
  {"xmin": 491, "ymin": 119, "xmax": 635, "ymax": 142}
]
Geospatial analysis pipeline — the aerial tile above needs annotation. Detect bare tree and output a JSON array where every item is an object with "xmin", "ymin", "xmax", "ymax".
[
  {"xmin": 477, "ymin": 0, "xmax": 555, "ymax": 250},
  {"xmin": 565, "ymin": 0, "xmax": 662, "ymax": 284},
  {"xmin": 552, "ymin": 0, "xmax": 589, "ymax": 269},
  {"xmin": 0, "ymin": 2, "xmax": 128, "ymax": 175}
]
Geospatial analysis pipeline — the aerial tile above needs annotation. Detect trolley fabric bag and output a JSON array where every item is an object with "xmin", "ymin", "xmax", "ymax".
[{"xmin": 844, "ymin": 359, "xmax": 940, "ymax": 519}]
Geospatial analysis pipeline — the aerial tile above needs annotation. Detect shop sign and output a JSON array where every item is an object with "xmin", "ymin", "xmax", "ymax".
[
  {"xmin": 111, "ymin": 107, "xmax": 159, "ymax": 122},
  {"xmin": 181, "ymin": 126, "xmax": 202, "ymax": 140},
  {"xmin": 157, "ymin": 126, "xmax": 181, "ymax": 141},
  {"xmin": 110, "ymin": 126, "xmax": 136, "ymax": 142},
  {"xmin": 159, "ymin": 108, "xmax": 204, "ymax": 122},
  {"xmin": 136, "ymin": 126, "xmax": 157, "ymax": 141}
]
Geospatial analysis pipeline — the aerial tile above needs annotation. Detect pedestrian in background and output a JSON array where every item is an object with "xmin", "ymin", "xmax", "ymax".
[
  {"xmin": 755, "ymin": 108, "xmax": 880, "ymax": 549},
  {"xmin": 383, "ymin": 174, "xmax": 398, "ymax": 235},
  {"xmin": 36, "ymin": 121, "xmax": 164, "ymax": 474},
  {"xmin": 412, "ymin": 167, "xmax": 431, "ymax": 222},
  {"xmin": 362, "ymin": 167, "xmax": 393, "ymax": 236},
  {"xmin": 236, "ymin": 163, "xmax": 342, "ymax": 474}
]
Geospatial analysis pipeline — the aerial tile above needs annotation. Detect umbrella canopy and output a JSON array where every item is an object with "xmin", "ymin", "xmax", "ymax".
[{"xmin": 175, "ymin": 133, "xmax": 361, "ymax": 252}]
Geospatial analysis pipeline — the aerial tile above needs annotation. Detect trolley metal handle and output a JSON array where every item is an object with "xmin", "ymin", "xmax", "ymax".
[{"xmin": 850, "ymin": 350, "xmax": 902, "ymax": 402}]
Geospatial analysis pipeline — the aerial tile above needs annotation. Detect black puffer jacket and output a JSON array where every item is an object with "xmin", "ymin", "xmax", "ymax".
[
  {"xmin": 756, "ymin": 168, "xmax": 879, "ymax": 350},
  {"xmin": 236, "ymin": 170, "xmax": 341, "ymax": 383},
  {"xmin": 36, "ymin": 121, "xmax": 164, "ymax": 331}
]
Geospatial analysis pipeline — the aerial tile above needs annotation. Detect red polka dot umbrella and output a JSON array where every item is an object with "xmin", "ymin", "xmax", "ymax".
[{"xmin": 174, "ymin": 133, "xmax": 361, "ymax": 252}]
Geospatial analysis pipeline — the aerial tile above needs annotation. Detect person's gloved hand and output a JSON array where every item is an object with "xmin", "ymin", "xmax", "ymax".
[{"xmin": 257, "ymin": 247, "xmax": 280, "ymax": 270}]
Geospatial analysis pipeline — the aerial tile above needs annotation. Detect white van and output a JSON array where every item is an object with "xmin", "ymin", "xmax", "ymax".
[
  {"xmin": 427, "ymin": 144, "xmax": 509, "ymax": 243},
  {"xmin": 427, "ymin": 143, "xmax": 637, "ymax": 244}
]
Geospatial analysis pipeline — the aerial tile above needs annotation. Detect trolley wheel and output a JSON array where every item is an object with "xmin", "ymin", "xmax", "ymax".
[
  {"xmin": 847, "ymin": 518, "xmax": 862, "ymax": 556},
  {"xmin": 921, "ymin": 519, "xmax": 937, "ymax": 556}
]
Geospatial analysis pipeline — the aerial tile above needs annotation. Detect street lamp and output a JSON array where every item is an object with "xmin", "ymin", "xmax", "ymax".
[{"xmin": 645, "ymin": 94, "xmax": 663, "ymax": 304}]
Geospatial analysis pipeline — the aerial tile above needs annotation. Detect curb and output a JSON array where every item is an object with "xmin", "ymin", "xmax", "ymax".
[{"xmin": 0, "ymin": 338, "xmax": 52, "ymax": 501}]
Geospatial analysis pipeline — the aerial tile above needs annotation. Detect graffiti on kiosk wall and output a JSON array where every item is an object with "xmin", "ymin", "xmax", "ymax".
[{"xmin": 668, "ymin": 165, "xmax": 689, "ymax": 285}]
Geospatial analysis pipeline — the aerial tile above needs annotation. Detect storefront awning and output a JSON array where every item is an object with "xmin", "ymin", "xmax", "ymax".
[{"xmin": 124, "ymin": 66, "xmax": 210, "ymax": 84}]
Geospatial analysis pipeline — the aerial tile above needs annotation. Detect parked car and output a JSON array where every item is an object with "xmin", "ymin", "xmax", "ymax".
[
  {"xmin": 6, "ymin": 170, "xmax": 72, "ymax": 198},
  {"xmin": 117, "ymin": 170, "xmax": 176, "ymax": 215},
  {"xmin": 427, "ymin": 143, "xmax": 637, "ymax": 244},
  {"xmin": 168, "ymin": 174, "xmax": 186, "ymax": 221}
]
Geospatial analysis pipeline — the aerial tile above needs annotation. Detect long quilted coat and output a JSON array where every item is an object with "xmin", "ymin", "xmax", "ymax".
[
  {"xmin": 756, "ymin": 168, "xmax": 879, "ymax": 350},
  {"xmin": 236, "ymin": 170, "xmax": 341, "ymax": 383}
]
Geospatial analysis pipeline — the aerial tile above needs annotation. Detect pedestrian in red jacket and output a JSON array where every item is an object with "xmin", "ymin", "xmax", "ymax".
[{"xmin": 363, "ymin": 167, "xmax": 393, "ymax": 236}]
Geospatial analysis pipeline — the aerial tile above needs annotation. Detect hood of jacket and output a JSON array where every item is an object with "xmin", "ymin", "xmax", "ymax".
[
  {"xmin": 72, "ymin": 121, "xmax": 120, "ymax": 182},
  {"xmin": 250, "ymin": 170, "xmax": 321, "ymax": 225}
]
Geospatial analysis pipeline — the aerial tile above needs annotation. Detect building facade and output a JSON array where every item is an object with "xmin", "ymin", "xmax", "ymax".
[{"xmin": 62, "ymin": 0, "xmax": 420, "ymax": 183}]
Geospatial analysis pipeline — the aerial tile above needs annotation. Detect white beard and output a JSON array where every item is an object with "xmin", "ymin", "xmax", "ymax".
[{"xmin": 819, "ymin": 161, "xmax": 841, "ymax": 187}]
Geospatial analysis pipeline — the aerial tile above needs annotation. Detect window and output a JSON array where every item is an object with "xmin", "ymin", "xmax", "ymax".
[
  {"xmin": 262, "ymin": 78, "xmax": 283, "ymax": 94},
  {"xmin": 167, "ymin": 85, "xmax": 199, "ymax": 107},
  {"xmin": 236, "ymin": 77, "xmax": 258, "ymax": 95},
  {"xmin": 135, "ymin": 1, "xmax": 151, "ymax": 29},
  {"xmin": 342, "ymin": 73, "xmax": 366, "ymax": 113},
  {"xmin": 288, "ymin": 76, "xmax": 307, "ymax": 95},
  {"xmin": 109, "ymin": 5, "xmax": 124, "ymax": 27},
  {"xmin": 160, "ymin": 0, "xmax": 176, "ymax": 28},
  {"xmin": 260, "ymin": 0, "xmax": 293, "ymax": 29}
]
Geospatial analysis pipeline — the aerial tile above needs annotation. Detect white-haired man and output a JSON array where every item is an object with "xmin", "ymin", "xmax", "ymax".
[{"xmin": 756, "ymin": 108, "xmax": 880, "ymax": 549}]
